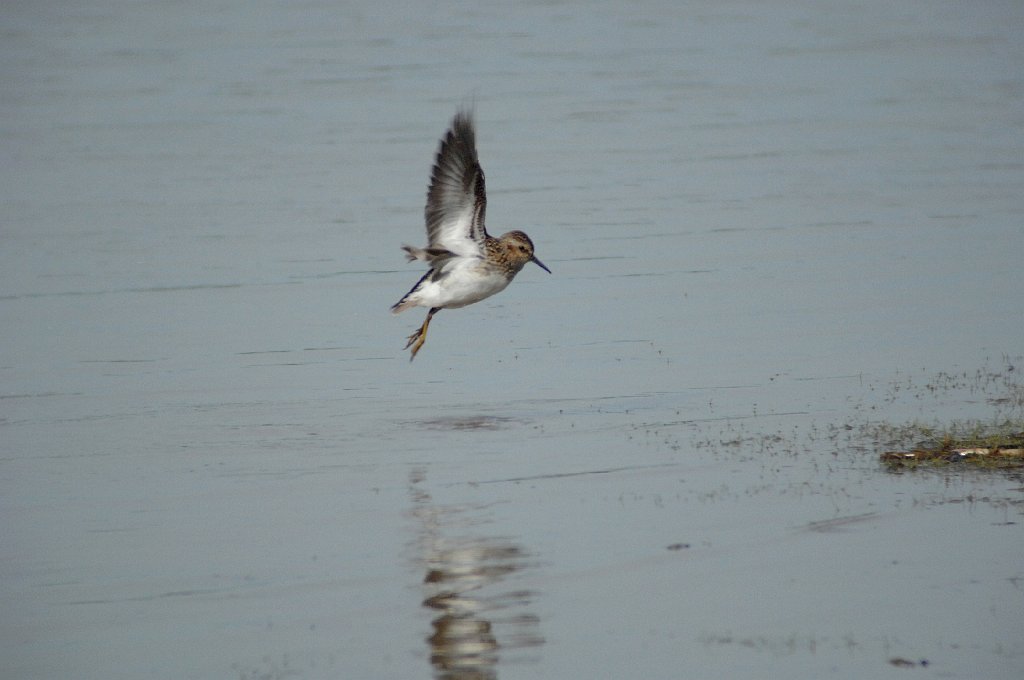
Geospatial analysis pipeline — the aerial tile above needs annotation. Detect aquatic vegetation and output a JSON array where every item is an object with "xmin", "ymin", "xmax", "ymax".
[{"xmin": 879, "ymin": 423, "xmax": 1024, "ymax": 470}]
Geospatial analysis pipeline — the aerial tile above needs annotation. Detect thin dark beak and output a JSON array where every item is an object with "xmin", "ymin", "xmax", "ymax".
[{"xmin": 532, "ymin": 256, "xmax": 552, "ymax": 274}]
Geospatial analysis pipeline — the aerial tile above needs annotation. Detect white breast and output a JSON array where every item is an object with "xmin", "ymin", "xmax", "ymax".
[{"xmin": 421, "ymin": 259, "xmax": 511, "ymax": 309}]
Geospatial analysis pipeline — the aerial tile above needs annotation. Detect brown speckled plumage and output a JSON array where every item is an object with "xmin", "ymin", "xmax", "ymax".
[{"xmin": 483, "ymin": 231, "xmax": 539, "ymax": 277}]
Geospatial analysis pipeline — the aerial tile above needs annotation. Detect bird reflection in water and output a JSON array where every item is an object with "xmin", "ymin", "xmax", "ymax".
[{"xmin": 409, "ymin": 469, "xmax": 544, "ymax": 679}]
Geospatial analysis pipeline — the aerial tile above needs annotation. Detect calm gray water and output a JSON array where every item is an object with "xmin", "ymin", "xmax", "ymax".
[{"xmin": 2, "ymin": 1, "xmax": 1023, "ymax": 678}]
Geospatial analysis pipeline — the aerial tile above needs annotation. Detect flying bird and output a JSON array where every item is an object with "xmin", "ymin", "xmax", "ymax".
[{"xmin": 391, "ymin": 111, "xmax": 551, "ymax": 361}]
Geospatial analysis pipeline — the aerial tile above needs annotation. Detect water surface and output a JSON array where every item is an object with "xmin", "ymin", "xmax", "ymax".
[{"xmin": 2, "ymin": 1, "xmax": 1023, "ymax": 678}]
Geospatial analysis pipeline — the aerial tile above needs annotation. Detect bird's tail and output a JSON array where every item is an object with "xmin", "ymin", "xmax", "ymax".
[
  {"xmin": 391, "ymin": 269, "xmax": 432, "ymax": 314},
  {"xmin": 390, "ymin": 298, "xmax": 415, "ymax": 314}
]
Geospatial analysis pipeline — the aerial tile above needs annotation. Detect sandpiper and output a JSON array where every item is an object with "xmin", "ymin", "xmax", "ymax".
[{"xmin": 391, "ymin": 111, "xmax": 551, "ymax": 361}]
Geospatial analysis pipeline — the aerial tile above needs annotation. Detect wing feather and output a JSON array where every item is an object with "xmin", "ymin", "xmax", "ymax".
[{"xmin": 424, "ymin": 111, "xmax": 488, "ymax": 257}]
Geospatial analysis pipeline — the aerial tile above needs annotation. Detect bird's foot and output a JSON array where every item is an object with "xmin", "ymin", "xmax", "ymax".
[
  {"xmin": 403, "ymin": 309, "xmax": 437, "ymax": 362},
  {"xmin": 404, "ymin": 327, "xmax": 427, "ymax": 360},
  {"xmin": 404, "ymin": 323, "xmax": 429, "ymax": 361}
]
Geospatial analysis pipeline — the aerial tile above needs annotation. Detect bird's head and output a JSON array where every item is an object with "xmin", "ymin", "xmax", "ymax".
[{"xmin": 499, "ymin": 231, "xmax": 551, "ymax": 274}]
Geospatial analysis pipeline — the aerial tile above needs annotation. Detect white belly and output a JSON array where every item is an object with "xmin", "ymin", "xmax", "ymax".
[{"xmin": 415, "ymin": 259, "xmax": 511, "ymax": 309}]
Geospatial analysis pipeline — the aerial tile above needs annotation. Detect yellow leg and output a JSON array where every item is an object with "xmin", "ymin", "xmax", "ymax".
[{"xmin": 404, "ymin": 308, "xmax": 439, "ymax": 361}]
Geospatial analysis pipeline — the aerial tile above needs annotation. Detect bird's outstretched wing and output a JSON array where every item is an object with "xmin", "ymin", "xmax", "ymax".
[{"xmin": 424, "ymin": 111, "xmax": 488, "ymax": 258}]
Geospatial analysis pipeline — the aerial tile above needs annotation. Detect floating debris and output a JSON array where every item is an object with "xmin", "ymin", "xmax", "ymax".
[
  {"xmin": 881, "ymin": 431, "xmax": 1024, "ymax": 470},
  {"xmin": 889, "ymin": 657, "xmax": 929, "ymax": 668}
]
